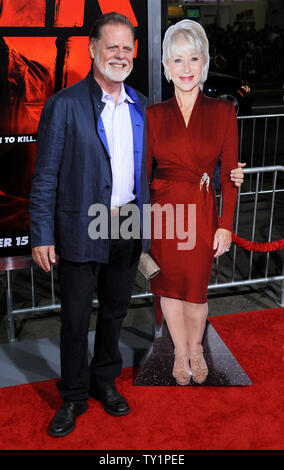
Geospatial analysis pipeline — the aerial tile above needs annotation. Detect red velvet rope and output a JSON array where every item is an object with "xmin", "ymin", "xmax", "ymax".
[
  {"xmin": 217, "ymin": 218, "xmax": 284, "ymax": 252},
  {"xmin": 232, "ymin": 233, "xmax": 284, "ymax": 252}
]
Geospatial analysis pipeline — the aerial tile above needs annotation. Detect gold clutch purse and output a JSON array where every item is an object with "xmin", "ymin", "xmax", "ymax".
[{"xmin": 138, "ymin": 252, "xmax": 160, "ymax": 280}]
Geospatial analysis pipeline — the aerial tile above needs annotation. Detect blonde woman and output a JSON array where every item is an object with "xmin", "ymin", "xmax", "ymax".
[{"xmin": 147, "ymin": 20, "xmax": 240, "ymax": 385}]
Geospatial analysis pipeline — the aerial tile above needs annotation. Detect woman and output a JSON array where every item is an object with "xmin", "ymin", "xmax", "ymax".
[{"xmin": 147, "ymin": 20, "xmax": 240, "ymax": 385}]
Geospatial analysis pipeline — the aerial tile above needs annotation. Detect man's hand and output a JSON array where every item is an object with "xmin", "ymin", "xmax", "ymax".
[
  {"xmin": 32, "ymin": 245, "xmax": 57, "ymax": 272},
  {"xmin": 230, "ymin": 162, "xmax": 246, "ymax": 188},
  {"xmin": 213, "ymin": 228, "xmax": 232, "ymax": 258}
]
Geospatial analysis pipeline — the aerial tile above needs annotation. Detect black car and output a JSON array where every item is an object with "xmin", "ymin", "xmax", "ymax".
[{"xmin": 162, "ymin": 71, "xmax": 253, "ymax": 116}]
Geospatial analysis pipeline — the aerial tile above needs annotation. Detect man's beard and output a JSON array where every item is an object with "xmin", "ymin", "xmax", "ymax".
[{"xmin": 94, "ymin": 55, "xmax": 133, "ymax": 83}]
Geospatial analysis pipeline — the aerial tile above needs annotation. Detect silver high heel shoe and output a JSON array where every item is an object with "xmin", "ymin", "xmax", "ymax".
[
  {"xmin": 172, "ymin": 353, "xmax": 191, "ymax": 386},
  {"xmin": 189, "ymin": 351, "xmax": 208, "ymax": 384}
]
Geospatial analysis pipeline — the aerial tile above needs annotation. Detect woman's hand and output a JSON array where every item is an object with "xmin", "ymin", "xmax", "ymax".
[
  {"xmin": 230, "ymin": 162, "xmax": 246, "ymax": 188},
  {"xmin": 213, "ymin": 228, "xmax": 232, "ymax": 258}
]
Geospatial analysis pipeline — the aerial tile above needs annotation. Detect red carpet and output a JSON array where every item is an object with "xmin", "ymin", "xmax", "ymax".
[{"xmin": 0, "ymin": 308, "xmax": 283, "ymax": 450}]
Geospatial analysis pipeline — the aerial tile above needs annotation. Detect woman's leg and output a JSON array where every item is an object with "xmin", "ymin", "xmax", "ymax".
[
  {"xmin": 160, "ymin": 297, "xmax": 188, "ymax": 355},
  {"xmin": 183, "ymin": 301, "xmax": 208, "ymax": 383},
  {"xmin": 160, "ymin": 296, "xmax": 191, "ymax": 383},
  {"xmin": 183, "ymin": 301, "xmax": 208, "ymax": 355}
]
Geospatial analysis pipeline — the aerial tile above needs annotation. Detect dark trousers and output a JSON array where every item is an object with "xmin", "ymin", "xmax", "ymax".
[{"xmin": 57, "ymin": 235, "xmax": 141, "ymax": 402}]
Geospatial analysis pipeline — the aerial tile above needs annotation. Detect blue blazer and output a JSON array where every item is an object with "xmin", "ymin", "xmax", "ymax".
[{"xmin": 29, "ymin": 71, "xmax": 151, "ymax": 262}]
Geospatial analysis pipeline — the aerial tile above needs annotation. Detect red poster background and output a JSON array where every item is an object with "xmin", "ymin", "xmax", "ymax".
[{"xmin": 0, "ymin": 0, "xmax": 148, "ymax": 257}]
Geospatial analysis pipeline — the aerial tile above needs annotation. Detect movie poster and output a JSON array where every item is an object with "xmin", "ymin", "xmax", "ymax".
[{"xmin": 0, "ymin": 0, "xmax": 148, "ymax": 257}]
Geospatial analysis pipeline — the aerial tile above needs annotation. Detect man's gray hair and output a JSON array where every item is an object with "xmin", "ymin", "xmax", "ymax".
[
  {"xmin": 162, "ymin": 20, "xmax": 210, "ymax": 89},
  {"xmin": 89, "ymin": 12, "xmax": 135, "ymax": 43}
]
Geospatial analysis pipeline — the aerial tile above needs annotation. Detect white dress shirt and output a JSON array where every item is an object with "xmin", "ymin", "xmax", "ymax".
[{"xmin": 101, "ymin": 84, "xmax": 136, "ymax": 208}]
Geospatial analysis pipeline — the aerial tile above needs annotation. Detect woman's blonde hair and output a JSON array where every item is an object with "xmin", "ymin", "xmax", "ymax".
[{"xmin": 162, "ymin": 20, "xmax": 210, "ymax": 89}]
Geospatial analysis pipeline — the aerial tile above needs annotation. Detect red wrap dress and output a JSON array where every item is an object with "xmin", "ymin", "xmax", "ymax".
[{"xmin": 146, "ymin": 91, "xmax": 238, "ymax": 303}]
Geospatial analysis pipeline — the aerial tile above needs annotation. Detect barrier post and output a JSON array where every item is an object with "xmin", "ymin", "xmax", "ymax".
[
  {"xmin": 147, "ymin": 0, "xmax": 161, "ymax": 105},
  {"xmin": 6, "ymin": 270, "xmax": 16, "ymax": 342},
  {"xmin": 281, "ymin": 264, "xmax": 284, "ymax": 307}
]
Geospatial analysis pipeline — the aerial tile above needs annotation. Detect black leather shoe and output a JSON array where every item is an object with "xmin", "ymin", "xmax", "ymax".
[
  {"xmin": 48, "ymin": 401, "xmax": 88, "ymax": 437},
  {"xmin": 90, "ymin": 383, "xmax": 129, "ymax": 417}
]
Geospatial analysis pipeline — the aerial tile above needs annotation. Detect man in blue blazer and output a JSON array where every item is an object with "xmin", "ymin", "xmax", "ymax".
[{"xmin": 30, "ymin": 12, "xmax": 151, "ymax": 437}]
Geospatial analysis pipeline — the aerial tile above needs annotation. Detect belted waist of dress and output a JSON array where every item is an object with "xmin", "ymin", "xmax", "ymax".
[{"xmin": 155, "ymin": 167, "xmax": 211, "ymax": 191}]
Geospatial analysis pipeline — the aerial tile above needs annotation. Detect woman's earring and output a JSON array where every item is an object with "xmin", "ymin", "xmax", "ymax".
[
  {"xmin": 166, "ymin": 70, "xmax": 172, "ymax": 82},
  {"xmin": 163, "ymin": 63, "xmax": 171, "ymax": 83}
]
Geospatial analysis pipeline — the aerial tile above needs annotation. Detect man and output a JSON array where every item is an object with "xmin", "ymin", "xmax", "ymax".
[
  {"xmin": 30, "ymin": 12, "xmax": 150, "ymax": 437},
  {"xmin": 30, "ymin": 12, "xmax": 244, "ymax": 437}
]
